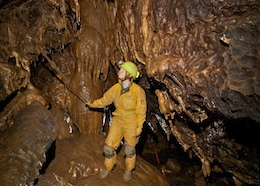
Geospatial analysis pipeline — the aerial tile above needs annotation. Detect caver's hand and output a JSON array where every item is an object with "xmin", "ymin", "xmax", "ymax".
[
  {"xmin": 136, "ymin": 129, "xmax": 142, "ymax": 137},
  {"xmin": 85, "ymin": 102, "xmax": 92, "ymax": 108}
]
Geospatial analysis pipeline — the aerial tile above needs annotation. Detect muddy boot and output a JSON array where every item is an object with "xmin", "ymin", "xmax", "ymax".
[
  {"xmin": 99, "ymin": 170, "xmax": 110, "ymax": 179},
  {"xmin": 123, "ymin": 170, "xmax": 132, "ymax": 182}
]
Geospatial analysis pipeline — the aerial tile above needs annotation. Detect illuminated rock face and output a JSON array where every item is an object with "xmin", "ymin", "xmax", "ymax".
[
  {"xmin": 0, "ymin": 101, "xmax": 55, "ymax": 186},
  {"xmin": 0, "ymin": 0, "xmax": 260, "ymax": 185}
]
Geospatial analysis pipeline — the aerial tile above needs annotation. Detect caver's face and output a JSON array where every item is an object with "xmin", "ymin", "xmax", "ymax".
[{"xmin": 117, "ymin": 68, "xmax": 127, "ymax": 80}]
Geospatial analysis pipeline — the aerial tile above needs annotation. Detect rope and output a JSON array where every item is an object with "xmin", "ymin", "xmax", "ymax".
[{"xmin": 42, "ymin": 63, "xmax": 87, "ymax": 104}]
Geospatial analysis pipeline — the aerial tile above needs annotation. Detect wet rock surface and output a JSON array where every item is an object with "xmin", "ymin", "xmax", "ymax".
[
  {"xmin": 0, "ymin": 101, "xmax": 55, "ymax": 186},
  {"xmin": 0, "ymin": 88, "xmax": 47, "ymax": 131}
]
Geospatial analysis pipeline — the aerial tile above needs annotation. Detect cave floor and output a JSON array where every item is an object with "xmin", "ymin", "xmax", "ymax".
[
  {"xmin": 35, "ymin": 129, "xmax": 210, "ymax": 186},
  {"xmin": 36, "ymin": 133, "xmax": 171, "ymax": 186},
  {"xmin": 33, "ymin": 105, "xmax": 233, "ymax": 186}
]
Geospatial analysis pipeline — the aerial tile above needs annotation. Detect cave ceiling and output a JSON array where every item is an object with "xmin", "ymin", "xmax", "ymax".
[{"xmin": 0, "ymin": 0, "xmax": 260, "ymax": 185}]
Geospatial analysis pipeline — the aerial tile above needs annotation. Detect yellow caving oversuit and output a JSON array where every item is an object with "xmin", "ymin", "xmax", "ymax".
[{"xmin": 88, "ymin": 80, "xmax": 147, "ymax": 172}]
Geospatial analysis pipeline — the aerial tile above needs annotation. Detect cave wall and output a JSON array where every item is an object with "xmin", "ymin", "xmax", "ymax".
[
  {"xmin": 79, "ymin": 0, "xmax": 260, "ymax": 124},
  {"xmin": 0, "ymin": 0, "xmax": 79, "ymax": 130},
  {"xmin": 2, "ymin": 0, "xmax": 259, "ymax": 131},
  {"xmin": 96, "ymin": 0, "xmax": 260, "ymax": 123},
  {"xmin": 0, "ymin": 0, "xmax": 110, "ymax": 134}
]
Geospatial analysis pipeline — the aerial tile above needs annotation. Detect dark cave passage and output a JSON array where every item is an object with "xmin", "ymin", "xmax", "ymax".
[{"xmin": 225, "ymin": 118, "xmax": 260, "ymax": 149}]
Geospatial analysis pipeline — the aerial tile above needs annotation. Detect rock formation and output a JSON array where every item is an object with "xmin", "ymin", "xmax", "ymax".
[{"xmin": 0, "ymin": 101, "xmax": 55, "ymax": 185}]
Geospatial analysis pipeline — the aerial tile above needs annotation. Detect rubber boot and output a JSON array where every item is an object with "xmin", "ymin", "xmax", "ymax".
[
  {"xmin": 123, "ymin": 170, "xmax": 132, "ymax": 182},
  {"xmin": 99, "ymin": 170, "xmax": 110, "ymax": 179}
]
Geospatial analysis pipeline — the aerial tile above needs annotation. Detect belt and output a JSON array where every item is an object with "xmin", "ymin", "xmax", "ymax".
[{"xmin": 112, "ymin": 110, "xmax": 136, "ymax": 117}]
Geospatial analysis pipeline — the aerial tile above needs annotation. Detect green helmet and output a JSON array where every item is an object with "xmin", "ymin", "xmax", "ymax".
[{"xmin": 120, "ymin": 61, "xmax": 140, "ymax": 79}]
